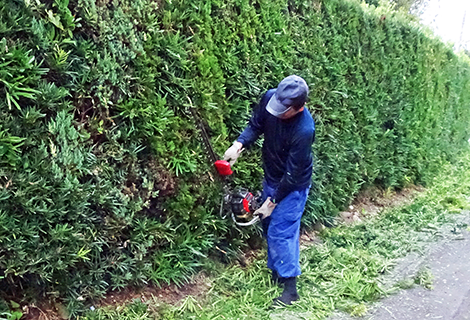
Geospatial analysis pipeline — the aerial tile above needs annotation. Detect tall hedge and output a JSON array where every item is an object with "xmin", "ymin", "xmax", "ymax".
[{"xmin": 1, "ymin": 0, "xmax": 470, "ymax": 312}]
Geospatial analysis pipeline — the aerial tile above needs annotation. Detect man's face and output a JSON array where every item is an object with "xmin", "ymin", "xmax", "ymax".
[{"xmin": 277, "ymin": 105, "xmax": 305, "ymax": 120}]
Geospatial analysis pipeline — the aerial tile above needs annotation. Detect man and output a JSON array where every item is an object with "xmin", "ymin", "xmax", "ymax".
[{"xmin": 223, "ymin": 75, "xmax": 315, "ymax": 305}]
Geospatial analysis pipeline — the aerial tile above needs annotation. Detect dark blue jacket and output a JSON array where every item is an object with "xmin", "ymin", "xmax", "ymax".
[{"xmin": 237, "ymin": 89, "xmax": 315, "ymax": 203}]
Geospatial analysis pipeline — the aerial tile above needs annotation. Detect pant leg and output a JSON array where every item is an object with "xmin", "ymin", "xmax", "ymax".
[
  {"xmin": 265, "ymin": 187, "xmax": 309, "ymax": 278},
  {"xmin": 261, "ymin": 181, "xmax": 275, "ymax": 270}
]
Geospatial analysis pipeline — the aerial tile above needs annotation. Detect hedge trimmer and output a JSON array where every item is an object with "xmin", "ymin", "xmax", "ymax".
[{"xmin": 188, "ymin": 97, "xmax": 262, "ymax": 227}]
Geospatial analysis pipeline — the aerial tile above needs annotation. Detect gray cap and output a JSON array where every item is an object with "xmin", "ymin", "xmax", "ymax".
[{"xmin": 266, "ymin": 75, "xmax": 309, "ymax": 117}]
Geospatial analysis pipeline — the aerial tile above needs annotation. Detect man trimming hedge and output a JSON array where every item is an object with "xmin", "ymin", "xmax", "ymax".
[{"xmin": 224, "ymin": 75, "xmax": 315, "ymax": 305}]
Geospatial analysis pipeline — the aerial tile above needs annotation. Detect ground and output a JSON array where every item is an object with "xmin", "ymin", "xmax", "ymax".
[
  {"xmin": 22, "ymin": 273, "xmax": 212, "ymax": 320},
  {"xmin": 21, "ymin": 184, "xmax": 470, "ymax": 320},
  {"xmin": 20, "ymin": 186, "xmax": 417, "ymax": 319},
  {"xmin": 328, "ymin": 211, "xmax": 470, "ymax": 320}
]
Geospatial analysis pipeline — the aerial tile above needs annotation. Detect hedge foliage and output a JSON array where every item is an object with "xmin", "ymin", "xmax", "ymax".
[{"xmin": 1, "ymin": 0, "xmax": 470, "ymax": 313}]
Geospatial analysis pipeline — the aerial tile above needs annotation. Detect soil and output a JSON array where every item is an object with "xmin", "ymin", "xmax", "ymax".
[
  {"xmin": 20, "ymin": 185, "xmax": 424, "ymax": 320},
  {"xmin": 21, "ymin": 300, "xmax": 72, "ymax": 320},
  {"xmin": 337, "ymin": 185, "xmax": 424, "ymax": 224},
  {"xmin": 97, "ymin": 272, "xmax": 212, "ymax": 308}
]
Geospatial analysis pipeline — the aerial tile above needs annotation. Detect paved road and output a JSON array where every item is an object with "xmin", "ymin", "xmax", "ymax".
[{"xmin": 329, "ymin": 212, "xmax": 470, "ymax": 320}]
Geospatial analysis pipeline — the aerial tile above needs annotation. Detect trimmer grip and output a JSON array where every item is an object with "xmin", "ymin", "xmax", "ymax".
[{"xmin": 214, "ymin": 160, "xmax": 233, "ymax": 176}]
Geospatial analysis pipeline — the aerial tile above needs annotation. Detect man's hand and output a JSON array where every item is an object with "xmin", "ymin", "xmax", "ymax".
[
  {"xmin": 254, "ymin": 197, "xmax": 277, "ymax": 219},
  {"xmin": 223, "ymin": 141, "xmax": 243, "ymax": 166}
]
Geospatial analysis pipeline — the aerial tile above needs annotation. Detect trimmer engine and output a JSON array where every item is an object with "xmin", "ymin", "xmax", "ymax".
[{"xmin": 224, "ymin": 188, "xmax": 263, "ymax": 225}]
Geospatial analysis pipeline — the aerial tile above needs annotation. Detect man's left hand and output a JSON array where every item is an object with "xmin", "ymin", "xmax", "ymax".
[{"xmin": 254, "ymin": 197, "xmax": 277, "ymax": 219}]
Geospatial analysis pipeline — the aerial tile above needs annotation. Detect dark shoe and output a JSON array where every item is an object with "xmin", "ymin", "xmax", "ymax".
[
  {"xmin": 272, "ymin": 277, "xmax": 299, "ymax": 306},
  {"xmin": 271, "ymin": 270, "xmax": 285, "ymax": 286}
]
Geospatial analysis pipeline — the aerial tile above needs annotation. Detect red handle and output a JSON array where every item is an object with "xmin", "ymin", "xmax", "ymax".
[{"xmin": 214, "ymin": 160, "xmax": 233, "ymax": 176}]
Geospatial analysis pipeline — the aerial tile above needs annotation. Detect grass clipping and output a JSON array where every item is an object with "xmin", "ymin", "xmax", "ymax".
[{"xmin": 84, "ymin": 151, "xmax": 470, "ymax": 319}]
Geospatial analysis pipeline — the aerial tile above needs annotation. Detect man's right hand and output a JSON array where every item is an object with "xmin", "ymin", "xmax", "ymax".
[{"xmin": 223, "ymin": 141, "xmax": 243, "ymax": 166}]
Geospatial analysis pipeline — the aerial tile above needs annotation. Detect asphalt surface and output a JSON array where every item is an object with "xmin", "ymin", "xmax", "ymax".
[{"xmin": 328, "ymin": 211, "xmax": 470, "ymax": 320}]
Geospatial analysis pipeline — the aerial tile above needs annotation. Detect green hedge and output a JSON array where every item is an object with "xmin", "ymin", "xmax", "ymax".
[{"xmin": 1, "ymin": 0, "xmax": 470, "ymax": 313}]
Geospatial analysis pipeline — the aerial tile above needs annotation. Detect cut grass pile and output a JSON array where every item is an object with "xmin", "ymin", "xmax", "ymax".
[{"xmin": 83, "ymin": 151, "xmax": 470, "ymax": 320}]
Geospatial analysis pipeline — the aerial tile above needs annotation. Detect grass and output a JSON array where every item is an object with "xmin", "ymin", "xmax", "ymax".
[
  {"xmin": 414, "ymin": 268, "xmax": 434, "ymax": 290},
  {"xmin": 82, "ymin": 151, "xmax": 470, "ymax": 319}
]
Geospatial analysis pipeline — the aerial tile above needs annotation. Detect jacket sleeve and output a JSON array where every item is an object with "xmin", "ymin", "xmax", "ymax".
[
  {"xmin": 236, "ymin": 90, "xmax": 274, "ymax": 148},
  {"xmin": 272, "ymin": 128, "xmax": 314, "ymax": 203}
]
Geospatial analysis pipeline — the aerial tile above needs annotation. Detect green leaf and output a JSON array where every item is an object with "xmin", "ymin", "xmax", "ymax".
[{"xmin": 46, "ymin": 10, "xmax": 64, "ymax": 30}]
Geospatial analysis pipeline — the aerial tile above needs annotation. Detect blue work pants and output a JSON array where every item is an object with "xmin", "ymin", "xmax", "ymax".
[{"xmin": 261, "ymin": 181, "xmax": 310, "ymax": 278}]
